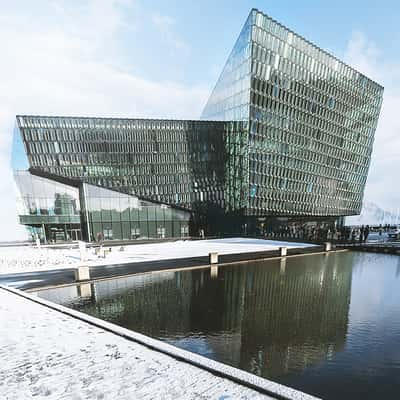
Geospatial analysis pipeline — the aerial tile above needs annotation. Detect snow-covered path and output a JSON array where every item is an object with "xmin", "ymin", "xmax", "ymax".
[
  {"xmin": 0, "ymin": 286, "xmax": 276, "ymax": 400},
  {"xmin": 0, "ymin": 238, "xmax": 315, "ymax": 275}
]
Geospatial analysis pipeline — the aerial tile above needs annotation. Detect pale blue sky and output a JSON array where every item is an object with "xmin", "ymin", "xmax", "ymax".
[
  {"xmin": 0, "ymin": 0, "xmax": 399, "ymax": 238},
  {"xmin": 4, "ymin": 0, "xmax": 398, "ymax": 89}
]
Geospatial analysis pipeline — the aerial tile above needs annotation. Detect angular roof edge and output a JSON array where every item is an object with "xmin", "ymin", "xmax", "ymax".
[
  {"xmin": 16, "ymin": 115, "xmax": 225, "ymax": 124},
  {"xmin": 250, "ymin": 8, "xmax": 384, "ymax": 91}
]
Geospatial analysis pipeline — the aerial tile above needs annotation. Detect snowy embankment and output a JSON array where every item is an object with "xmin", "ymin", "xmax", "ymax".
[
  {"xmin": 0, "ymin": 238, "xmax": 314, "ymax": 275},
  {"xmin": 0, "ymin": 287, "xmax": 276, "ymax": 400}
]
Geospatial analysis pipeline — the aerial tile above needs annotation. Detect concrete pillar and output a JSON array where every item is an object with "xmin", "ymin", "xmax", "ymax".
[
  {"xmin": 210, "ymin": 265, "xmax": 218, "ymax": 279},
  {"xmin": 79, "ymin": 241, "xmax": 87, "ymax": 262},
  {"xmin": 324, "ymin": 242, "xmax": 332, "ymax": 252},
  {"xmin": 279, "ymin": 247, "xmax": 287, "ymax": 257},
  {"xmin": 209, "ymin": 252, "xmax": 218, "ymax": 264},
  {"xmin": 42, "ymin": 223, "xmax": 47, "ymax": 244},
  {"xmin": 74, "ymin": 265, "xmax": 90, "ymax": 282}
]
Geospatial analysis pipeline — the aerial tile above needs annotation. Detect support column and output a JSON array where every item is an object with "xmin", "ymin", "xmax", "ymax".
[
  {"xmin": 324, "ymin": 242, "xmax": 332, "ymax": 252},
  {"xmin": 209, "ymin": 252, "xmax": 218, "ymax": 264},
  {"xmin": 74, "ymin": 266, "xmax": 90, "ymax": 282},
  {"xmin": 42, "ymin": 223, "xmax": 47, "ymax": 244}
]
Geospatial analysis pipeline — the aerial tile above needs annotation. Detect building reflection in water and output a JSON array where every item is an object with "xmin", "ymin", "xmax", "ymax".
[{"xmin": 35, "ymin": 253, "xmax": 352, "ymax": 380}]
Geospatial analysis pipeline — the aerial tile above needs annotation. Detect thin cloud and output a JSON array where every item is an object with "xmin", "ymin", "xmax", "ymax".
[
  {"xmin": 345, "ymin": 31, "xmax": 400, "ymax": 213},
  {"xmin": 152, "ymin": 13, "xmax": 189, "ymax": 52},
  {"xmin": 0, "ymin": 1, "xmax": 207, "ymax": 241}
]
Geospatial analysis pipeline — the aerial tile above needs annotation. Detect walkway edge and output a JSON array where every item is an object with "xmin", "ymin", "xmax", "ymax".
[{"xmin": 1, "ymin": 284, "xmax": 320, "ymax": 400}]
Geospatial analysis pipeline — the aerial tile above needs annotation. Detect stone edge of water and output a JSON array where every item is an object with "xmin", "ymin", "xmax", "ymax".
[{"xmin": 0, "ymin": 284, "xmax": 321, "ymax": 400}]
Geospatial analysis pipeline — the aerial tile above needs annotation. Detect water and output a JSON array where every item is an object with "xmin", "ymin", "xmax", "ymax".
[{"xmin": 35, "ymin": 252, "xmax": 400, "ymax": 399}]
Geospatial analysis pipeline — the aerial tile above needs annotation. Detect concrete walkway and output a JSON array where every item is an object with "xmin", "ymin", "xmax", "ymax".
[
  {"xmin": 0, "ymin": 238, "xmax": 317, "ymax": 276},
  {"xmin": 0, "ymin": 246, "xmax": 324, "ymax": 291},
  {"xmin": 0, "ymin": 287, "xmax": 319, "ymax": 400}
]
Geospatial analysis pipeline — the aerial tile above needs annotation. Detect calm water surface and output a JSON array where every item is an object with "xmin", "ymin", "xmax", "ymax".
[{"xmin": 36, "ymin": 251, "xmax": 400, "ymax": 399}]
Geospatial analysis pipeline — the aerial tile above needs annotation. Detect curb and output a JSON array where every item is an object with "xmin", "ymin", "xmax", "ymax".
[{"xmin": 1, "ymin": 284, "xmax": 320, "ymax": 400}]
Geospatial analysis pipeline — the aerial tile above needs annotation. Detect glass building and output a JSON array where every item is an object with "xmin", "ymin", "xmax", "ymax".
[
  {"xmin": 202, "ymin": 9, "xmax": 384, "ymax": 220},
  {"xmin": 12, "ymin": 8, "xmax": 384, "ymax": 241},
  {"xmin": 14, "ymin": 170, "xmax": 190, "ymax": 242}
]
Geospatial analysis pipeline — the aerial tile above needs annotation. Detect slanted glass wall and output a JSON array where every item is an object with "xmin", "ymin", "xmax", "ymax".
[
  {"xmin": 11, "ymin": 125, "xmax": 29, "ymax": 171},
  {"xmin": 15, "ymin": 116, "xmax": 226, "ymax": 212},
  {"xmin": 13, "ymin": 172, "xmax": 190, "ymax": 242},
  {"xmin": 14, "ymin": 171, "xmax": 80, "ymax": 224},
  {"xmin": 14, "ymin": 171, "xmax": 81, "ymax": 241},
  {"xmin": 246, "ymin": 9, "xmax": 384, "ymax": 217},
  {"xmin": 82, "ymin": 183, "xmax": 190, "ymax": 241}
]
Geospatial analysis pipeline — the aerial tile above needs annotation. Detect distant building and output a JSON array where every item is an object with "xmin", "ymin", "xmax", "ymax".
[{"xmin": 12, "ymin": 9, "xmax": 383, "ymax": 242}]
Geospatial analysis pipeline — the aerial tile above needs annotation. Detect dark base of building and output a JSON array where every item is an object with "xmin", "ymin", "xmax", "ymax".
[
  {"xmin": 24, "ymin": 212, "xmax": 344, "ymax": 244},
  {"xmin": 189, "ymin": 202, "xmax": 343, "ymax": 235},
  {"xmin": 25, "ymin": 223, "xmax": 83, "ymax": 243}
]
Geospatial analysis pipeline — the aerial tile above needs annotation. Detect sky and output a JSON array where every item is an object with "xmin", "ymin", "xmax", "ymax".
[{"xmin": 0, "ymin": 0, "xmax": 399, "ymax": 240}]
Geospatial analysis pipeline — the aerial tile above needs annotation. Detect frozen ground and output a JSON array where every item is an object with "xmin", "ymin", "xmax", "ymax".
[
  {"xmin": 0, "ymin": 287, "xmax": 274, "ymax": 400},
  {"xmin": 0, "ymin": 246, "xmax": 77, "ymax": 275},
  {"xmin": 0, "ymin": 238, "xmax": 315, "ymax": 275}
]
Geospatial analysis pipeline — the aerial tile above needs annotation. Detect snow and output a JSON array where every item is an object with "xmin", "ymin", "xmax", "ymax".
[
  {"xmin": 0, "ymin": 238, "xmax": 315, "ymax": 275},
  {"xmin": 345, "ymin": 201, "xmax": 400, "ymax": 226},
  {"xmin": 0, "ymin": 245, "xmax": 79, "ymax": 275},
  {"xmin": 0, "ymin": 286, "xmax": 273, "ymax": 400}
]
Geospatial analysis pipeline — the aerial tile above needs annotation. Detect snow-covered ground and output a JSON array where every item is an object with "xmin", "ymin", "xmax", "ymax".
[
  {"xmin": 0, "ymin": 287, "xmax": 275, "ymax": 400},
  {"xmin": 0, "ymin": 246, "xmax": 78, "ymax": 275},
  {"xmin": 0, "ymin": 238, "xmax": 314, "ymax": 275}
]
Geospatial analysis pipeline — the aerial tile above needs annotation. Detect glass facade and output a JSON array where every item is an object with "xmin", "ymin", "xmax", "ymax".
[
  {"xmin": 13, "ymin": 171, "xmax": 190, "ymax": 242},
  {"xmin": 14, "ymin": 171, "xmax": 81, "ymax": 224},
  {"xmin": 82, "ymin": 183, "xmax": 190, "ymax": 241},
  {"xmin": 245, "ymin": 9, "xmax": 383, "ymax": 217},
  {"xmin": 201, "ymin": 12, "xmax": 252, "ymax": 122},
  {"xmin": 14, "ymin": 117, "xmax": 226, "ymax": 212},
  {"xmin": 202, "ymin": 9, "xmax": 384, "ymax": 218},
  {"xmin": 12, "ymin": 8, "xmax": 384, "ymax": 239},
  {"xmin": 14, "ymin": 171, "xmax": 81, "ymax": 241}
]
